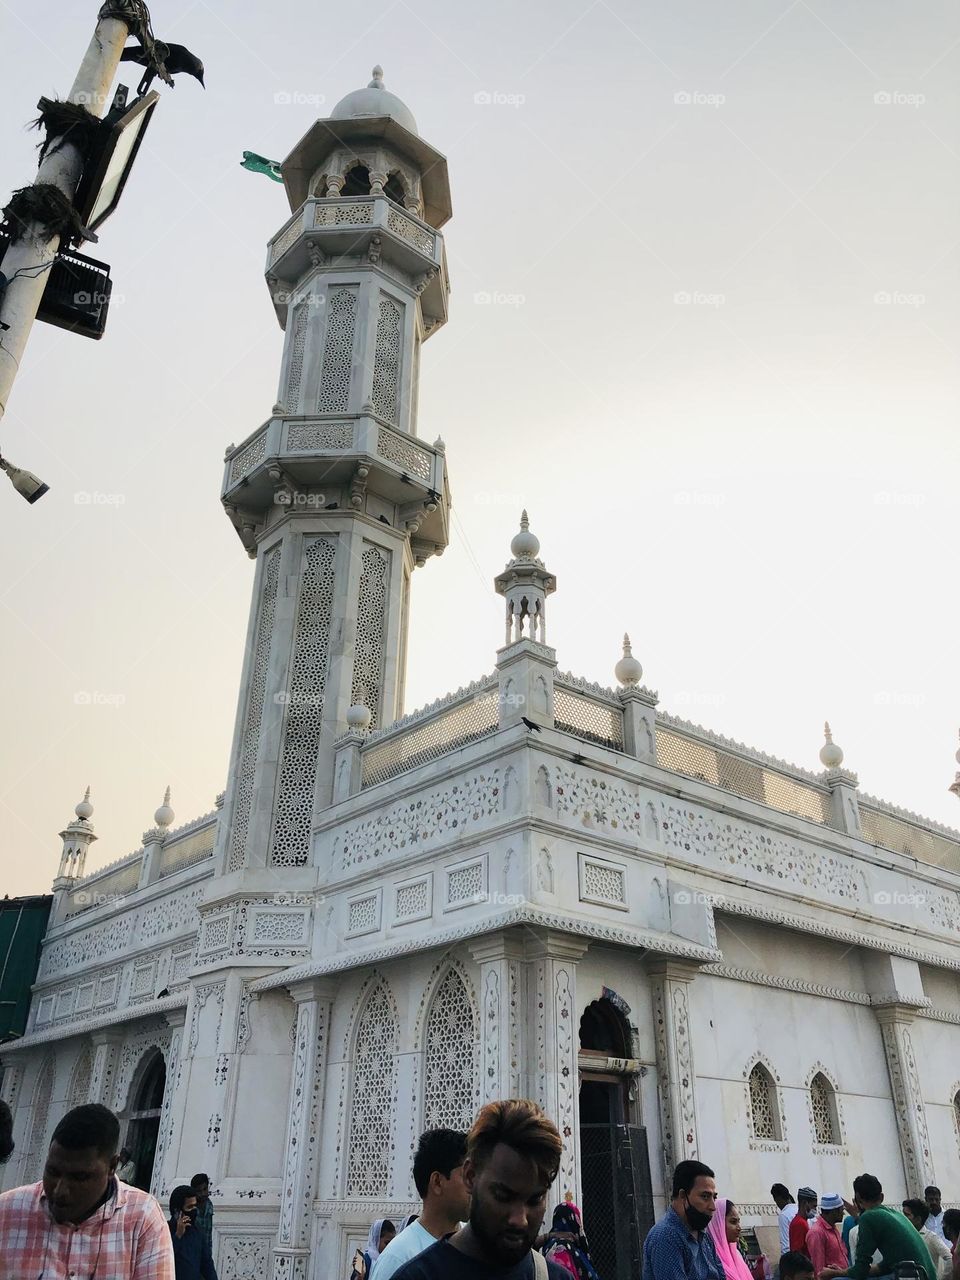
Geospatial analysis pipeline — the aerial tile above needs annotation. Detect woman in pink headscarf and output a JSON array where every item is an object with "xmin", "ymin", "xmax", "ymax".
[{"xmin": 707, "ymin": 1200, "xmax": 755, "ymax": 1280}]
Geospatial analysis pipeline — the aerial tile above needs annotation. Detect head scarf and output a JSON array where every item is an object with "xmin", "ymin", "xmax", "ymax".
[
  {"xmin": 364, "ymin": 1219, "xmax": 394, "ymax": 1264},
  {"xmin": 706, "ymin": 1199, "xmax": 755, "ymax": 1280},
  {"xmin": 400, "ymin": 1213, "xmax": 419, "ymax": 1231},
  {"xmin": 543, "ymin": 1203, "xmax": 601, "ymax": 1280}
]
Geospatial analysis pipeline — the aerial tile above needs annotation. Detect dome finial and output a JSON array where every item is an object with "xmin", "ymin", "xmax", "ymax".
[
  {"xmin": 370, "ymin": 65, "xmax": 384, "ymax": 86},
  {"xmin": 346, "ymin": 704, "xmax": 372, "ymax": 734},
  {"xmin": 510, "ymin": 509, "xmax": 540, "ymax": 559},
  {"xmin": 615, "ymin": 633, "xmax": 643, "ymax": 686},
  {"xmin": 75, "ymin": 786, "xmax": 94, "ymax": 821},
  {"xmin": 949, "ymin": 729, "xmax": 960, "ymax": 800},
  {"xmin": 819, "ymin": 721, "xmax": 844, "ymax": 769},
  {"xmin": 154, "ymin": 785, "xmax": 175, "ymax": 829}
]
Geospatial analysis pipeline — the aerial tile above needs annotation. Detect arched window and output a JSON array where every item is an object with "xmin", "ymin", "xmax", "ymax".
[
  {"xmin": 810, "ymin": 1071, "xmax": 838, "ymax": 1144},
  {"xmin": 346, "ymin": 980, "xmax": 398, "ymax": 1198},
  {"xmin": 384, "ymin": 172, "xmax": 406, "ymax": 205},
  {"xmin": 579, "ymin": 997, "xmax": 632, "ymax": 1059},
  {"xmin": 342, "ymin": 164, "xmax": 371, "ymax": 197},
  {"xmin": 748, "ymin": 1062, "xmax": 781, "ymax": 1141},
  {"xmin": 69, "ymin": 1045, "xmax": 94, "ymax": 1107},
  {"xmin": 24, "ymin": 1055, "xmax": 55, "ymax": 1181},
  {"xmin": 423, "ymin": 968, "xmax": 478, "ymax": 1130}
]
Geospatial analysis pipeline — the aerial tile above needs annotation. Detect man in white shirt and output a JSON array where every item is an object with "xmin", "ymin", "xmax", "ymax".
[
  {"xmin": 371, "ymin": 1129, "xmax": 470, "ymax": 1280},
  {"xmin": 772, "ymin": 1184, "xmax": 799, "ymax": 1255},
  {"xmin": 926, "ymin": 1187, "xmax": 947, "ymax": 1241}
]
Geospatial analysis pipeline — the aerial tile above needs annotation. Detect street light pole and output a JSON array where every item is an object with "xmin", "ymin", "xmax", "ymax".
[{"xmin": 0, "ymin": 5, "xmax": 132, "ymax": 427}]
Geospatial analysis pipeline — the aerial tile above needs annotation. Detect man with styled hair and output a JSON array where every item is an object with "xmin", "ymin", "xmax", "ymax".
[
  {"xmin": 372, "ymin": 1129, "xmax": 471, "ymax": 1279},
  {"xmin": 642, "ymin": 1159, "xmax": 724, "ymax": 1280},
  {"xmin": 392, "ymin": 1099, "xmax": 569, "ymax": 1278},
  {"xmin": 772, "ymin": 1185, "xmax": 799, "ymax": 1256},
  {"xmin": 0, "ymin": 1101, "xmax": 174, "ymax": 1277},
  {"xmin": 819, "ymin": 1174, "xmax": 934, "ymax": 1280},
  {"xmin": 926, "ymin": 1187, "xmax": 947, "ymax": 1242}
]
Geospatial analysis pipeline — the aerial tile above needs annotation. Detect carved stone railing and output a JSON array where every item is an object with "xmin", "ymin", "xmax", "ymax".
[
  {"xmin": 655, "ymin": 712, "xmax": 833, "ymax": 826},
  {"xmin": 268, "ymin": 196, "xmax": 439, "ymax": 271},
  {"xmin": 360, "ymin": 676, "xmax": 500, "ymax": 788},
  {"xmin": 158, "ymin": 815, "xmax": 217, "ymax": 879},
  {"xmin": 553, "ymin": 673, "xmax": 625, "ymax": 750},
  {"xmin": 62, "ymin": 854, "xmax": 144, "ymax": 918},
  {"xmin": 859, "ymin": 795, "xmax": 960, "ymax": 868}
]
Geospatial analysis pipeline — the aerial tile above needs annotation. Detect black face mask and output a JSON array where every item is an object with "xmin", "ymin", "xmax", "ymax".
[{"xmin": 684, "ymin": 1200, "xmax": 713, "ymax": 1232}]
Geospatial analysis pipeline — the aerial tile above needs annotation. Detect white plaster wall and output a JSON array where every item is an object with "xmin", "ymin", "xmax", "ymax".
[{"xmin": 909, "ymin": 1016, "xmax": 960, "ymax": 1192}]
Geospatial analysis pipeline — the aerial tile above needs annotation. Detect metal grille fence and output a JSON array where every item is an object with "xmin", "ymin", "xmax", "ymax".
[
  {"xmin": 655, "ymin": 726, "xmax": 832, "ymax": 824},
  {"xmin": 554, "ymin": 685, "xmax": 624, "ymax": 750},
  {"xmin": 63, "ymin": 858, "xmax": 143, "ymax": 917},
  {"xmin": 361, "ymin": 691, "xmax": 499, "ymax": 788},
  {"xmin": 158, "ymin": 824, "xmax": 217, "ymax": 878}
]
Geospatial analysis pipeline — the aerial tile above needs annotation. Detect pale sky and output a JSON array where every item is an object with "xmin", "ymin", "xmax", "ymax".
[{"xmin": 1, "ymin": 0, "xmax": 958, "ymax": 896}]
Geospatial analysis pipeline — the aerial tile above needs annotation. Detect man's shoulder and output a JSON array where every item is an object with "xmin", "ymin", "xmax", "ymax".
[
  {"xmin": 373, "ymin": 1224, "xmax": 434, "ymax": 1278},
  {"xmin": 115, "ymin": 1183, "xmax": 168, "ymax": 1226},
  {"xmin": 0, "ymin": 1181, "xmax": 42, "ymax": 1213},
  {"xmin": 391, "ymin": 1238, "xmax": 448, "ymax": 1279}
]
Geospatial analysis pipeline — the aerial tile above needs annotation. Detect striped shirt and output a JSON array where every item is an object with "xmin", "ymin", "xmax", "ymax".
[{"xmin": 0, "ymin": 1178, "xmax": 174, "ymax": 1279}]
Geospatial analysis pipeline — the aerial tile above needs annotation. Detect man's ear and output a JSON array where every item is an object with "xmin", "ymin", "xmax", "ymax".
[
  {"xmin": 108, "ymin": 1153, "xmax": 120, "ymax": 1175},
  {"xmin": 461, "ymin": 1158, "xmax": 477, "ymax": 1194}
]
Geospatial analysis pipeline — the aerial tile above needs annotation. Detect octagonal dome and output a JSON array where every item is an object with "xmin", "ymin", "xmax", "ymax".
[{"xmin": 330, "ymin": 66, "xmax": 418, "ymax": 135}]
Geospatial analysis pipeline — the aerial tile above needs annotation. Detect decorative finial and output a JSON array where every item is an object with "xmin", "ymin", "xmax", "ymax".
[
  {"xmin": 346, "ymin": 704, "xmax": 372, "ymax": 734},
  {"xmin": 615, "ymin": 633, "xmax": 643, "ymax": 686},
  {"xmin": 819, "ymin": 721, "xmax": 844, "ymax": 769},
  {"xmin": 154, "ymin": 785, "xmax": 175, "ymax": 829},
  {"xmin": 370, "ymin": 65, "xmax": 384, "ymax": 87},
  {"xmin": 950, "ymin": 729, "xmax": 960, "ymax": 800},
  {"xmin": 75, "ymin": 786, "xmax": 94, "ymax": 821},
  {"xmin": 510, "ymin": 509, "xmax": 540, "ymax": 559}
]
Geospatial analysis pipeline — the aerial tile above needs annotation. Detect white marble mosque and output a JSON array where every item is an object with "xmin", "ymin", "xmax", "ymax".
[{"xmin": 4, "ymin": 66, "xmax": 960, "ymax": 1280}]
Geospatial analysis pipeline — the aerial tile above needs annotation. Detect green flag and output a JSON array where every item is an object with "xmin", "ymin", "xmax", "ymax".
[{"xmin": 241, "ymin": 151, "xmax": 283, "ymax": 183}]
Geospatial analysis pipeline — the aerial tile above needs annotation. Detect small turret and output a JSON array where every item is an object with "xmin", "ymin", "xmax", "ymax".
[
  {"xmin": 494, "ymin": 511, "xmax": 556, "ymax": 647},
  {"xmin": 54, "ymin": 787, "xmax": 97, "ymax": 888}
]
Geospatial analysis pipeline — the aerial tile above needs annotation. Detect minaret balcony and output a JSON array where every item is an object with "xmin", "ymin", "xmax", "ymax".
[
  {"xmin": 221, "ymin": 411, "xmax": 450, "ymax": 549},
  {"xmin": 265, "ymin": 196, "xmax": 448, "ymax": 331}
]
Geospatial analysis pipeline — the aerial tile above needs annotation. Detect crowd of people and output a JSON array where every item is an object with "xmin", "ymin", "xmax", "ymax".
[
  {"xmin": 644, "ymin": 1161, "xmax": 958, "ymax": 1280},
  {"xmin": 0, "ymin": 1091, "xmax": 956, "ymax": 1280}
]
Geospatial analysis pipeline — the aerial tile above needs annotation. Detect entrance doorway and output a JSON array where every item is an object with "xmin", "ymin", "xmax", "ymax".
[
  {"xmin": 579, "ymin": 996, "xmax": 654, "ymax": 1280},
  {"xmin": 125, "ymin": 1051, "xmax": 165, "ymax": 1192}
]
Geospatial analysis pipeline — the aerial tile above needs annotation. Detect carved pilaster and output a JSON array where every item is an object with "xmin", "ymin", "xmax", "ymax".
[
  {"xmin": 89, "ymin": 1031, "xmax": 124, "ymax": 1105},
  {"xmin": 648, "ymin": 959, "xmax": 701, "ymax": 1184},
  {"xmin": 467, "ymin": 933, "xmax": 525, "ymax": 1103},
  {"xmin": 874, "ymin": 1003, "xmax": 934, "ymax": 1195},
  {"xmin": 273, "ymin": 979, "xmax": 338, "ymax": 1280},
  {"xmin": 152, "ymin": 1010, "xmax": 186, "ymax": 1198},
  {"xmin": 824, "ymin": 767, "xmax": 862, "ymax": 835},
  {"xmin": 524, "ymin": 932, "xmax": 589, "ymax": 1202}
]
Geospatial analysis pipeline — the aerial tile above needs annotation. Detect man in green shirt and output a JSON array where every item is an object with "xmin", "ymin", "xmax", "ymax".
[{"xmin": 819, "ymin": 1175, "xmax": 935, "ymax": 1280}]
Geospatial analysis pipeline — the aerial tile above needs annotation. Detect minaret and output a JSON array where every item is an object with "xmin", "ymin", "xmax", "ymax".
[
  {"xmin": 217, "ymin": 69, "xmax": 452, "ymax": 872},
  {"xmin": 53, "ymin": 786, "xmax": 96, "ymax": 887}
]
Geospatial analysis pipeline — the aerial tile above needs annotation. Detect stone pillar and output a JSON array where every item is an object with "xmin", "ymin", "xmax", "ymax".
[
  {"xmin": 151, "ymin": 1009, "xmax": 186, "ymax": 1198},
  {"xmin": 647, "ymin": 959, "xmax": 701, "ymax": 1183},
  {"xmin": 88, "ymin": 1030, "xmax": 124, "ymax": 1105},
  {"xmin": 138, "ymin": 827, "xmax": 166, "ymax": 889},
  {"xmin": 873, "ymin": 1002, "xmax": 934, "ymax": 1195},
  {"xmin": 273, "ymin": 979, "xmax": 338, "ymax": 1280},
  {"xmin": 524, "ymin": 931, "xmax": 589, "ymax": 1202},
  {"xmin": 467, "ymin": 933, "xmax": 525, "ymax": 1102},
  {"xmin": 824, "ymin": 767, "xmax": 862, "ymax": 836},
  {"xmin": 619, "ymin": 686, "xmax": 658, "ymax": 763},
  {"xmin": 332, "ymin": 732, "xmax": 364, "ymax": 802},
  {"xmin": 496, "ymin": 638, "xmax": 557, "ymax": 730}
]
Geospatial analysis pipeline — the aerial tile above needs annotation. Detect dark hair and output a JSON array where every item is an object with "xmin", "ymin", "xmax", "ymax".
[
  {"xmin": 169, "ymin": 1184, "xmax": 195, "ymax": 1216},
  {"xmin": 853, "ymin": 1174, "xmax": 883, "ymax": 1203},
  {"xmin": 726, "ymin": 1201, "xmax": 737, "ymax": 1214},
  {"xmin": 50, "ymin": 1104, "xmax": 119, "ymax": 1158},
  {"xmin": 672, "ymin": 1160, "xmax": 715, "ymax": 1198},
  {"xmin": 903, "ymin": 1199, "xmax": 929, "ymax": 1224},
  {"xmin": 467, "ymin": 1099, "xmax": 562, "ymax": 1187},
  {"xmin": 780, "ymin": 1252, "xmax": 815, "ymax": 1278},
  {"xmin": 190, "ymin": 1173, "xmax": 210, "ymax": 1189},
  {"xmin": 942, "ymin": 1210, "xmax": 960, "ymax": 1239},
  {"xmin": 413, "ymin": 1128, "xmax": 468, "ymax": 1197},
  {"xmin": 771, "ymin": 1184, "xmax": 794, "ymax": 1202},
  {"xmin": 926, "ymin": 1187, "xmax": 942, "ymax": 1198},
  {"xmin": 0, "ymin": 1099, "xmax": 14, "ymax": 1163}
]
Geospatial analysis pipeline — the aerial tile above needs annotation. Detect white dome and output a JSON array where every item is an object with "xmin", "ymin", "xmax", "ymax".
[
  {"xmin": 75, "ymin": 786, "xmax": 93, "ymax": 821},
  {"xmin": 615, "ymin": 634, "xmax": 643, "ymax": 686},
  {"xmin": 154, "ymin": 785, "xmax": 175, "ymax": 829},
  {"xmin": 819, "ymin": 722, "xmax": 844, "ymax": 769},
  {"xmin": 346, "ymin": 704, "xmax": 372, "ymax": 732},
  {"xmin": 510, "ymin": 510, "xmax": 540, "ymax": 559},
  {"xmin": 331, "ymin": 66, "xmax": 418, "ymax": 135}
]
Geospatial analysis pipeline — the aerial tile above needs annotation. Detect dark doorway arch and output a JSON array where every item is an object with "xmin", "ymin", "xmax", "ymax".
[
  {"xmin": 578, "ymin": 995, "xmax": 653, "ymax": 1280},
  {"xmin": 125, "ymin": 1051, "xmax": 166, "ymax": 1192}
]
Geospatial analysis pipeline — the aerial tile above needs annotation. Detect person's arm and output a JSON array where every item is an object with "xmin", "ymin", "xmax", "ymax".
[
  {"xmin": 643, "ymin": 1226, "xmax": 680, "ymax": 1280},
  {"xmin": 137, "ymin": 1208, "xmax": 176, "ymax": 1280}
]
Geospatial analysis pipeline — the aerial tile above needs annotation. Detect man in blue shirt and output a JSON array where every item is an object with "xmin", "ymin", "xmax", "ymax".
[{"xmin": 643, "ymin": 1160, "xmax": 724, "ymax": 1280}]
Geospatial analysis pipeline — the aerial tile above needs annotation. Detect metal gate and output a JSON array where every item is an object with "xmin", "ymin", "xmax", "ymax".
[{"xmin": 580, "ymin": 1124, "xmax": 655, "ymax": 1280}]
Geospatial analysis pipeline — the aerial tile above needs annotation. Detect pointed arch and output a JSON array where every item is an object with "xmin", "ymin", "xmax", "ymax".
[
  {"xmin": 743, "ymin": 1055, "xmax": 785, "ymax": 1146},
  {"xmin": 422, "ymin": 965, "xmax": 480, "ymax": 1131},
  {"xmin": 23, "ymin": 1054, "xmax": 56, "ymax": 1181},
  {"xmin": 806, "ymin": 1062, "xmax": 844, "ymax": 1148},
  {"xmin": 345, "ymin": 975, "xmax": 399, "ymax": 1198},
  {"xmin": 69, "ymin": 1043, "xmax": 94, "ymax": 1107}
]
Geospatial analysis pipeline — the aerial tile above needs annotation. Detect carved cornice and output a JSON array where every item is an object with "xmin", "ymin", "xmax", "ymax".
[
  {"xmin": 915, "ymin": 1006, "xmax": 960, "ymax": 1026},
  {"xmin": 718, "ymin": 899, "xmax": 960, "ymax": 973},
  {"xmin": 703, "ymin": 964, "xmax": 872, "ymax": 1005},
  {"xmin": 554, "ymin": 671, "xmax": 623, "ymax": 704},
  {"xmin": 0, "ymin": 992, "xmax": 188, "ymax": 1053},
  {"xmin": 314, "ymin": 1200, "xmax": 419, "ymax": 1219},
  {"xmin": 249, "ymin": 905, "xmax": 721, "ymax": 993},
  {"xmin": 657, "ymin": 710, "xmax": 831, "ymax": 788}
]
